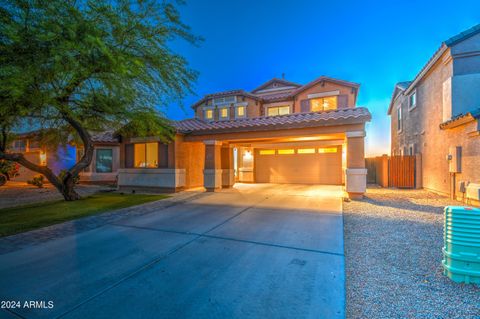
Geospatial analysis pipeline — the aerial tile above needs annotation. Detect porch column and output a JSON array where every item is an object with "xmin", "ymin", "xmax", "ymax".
[
  {"xmin": 204, "ymin": 140, "xmax": 223, "ymax": 191},
  {"xmin": 221, "ymin": 144, "xmax": 235, "ymax": 188},
  {"xmin": 345, "ymin": 131, "xmax": 367, "ymax": 199}
]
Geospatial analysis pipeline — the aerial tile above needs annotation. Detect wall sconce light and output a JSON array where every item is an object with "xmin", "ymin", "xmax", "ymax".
[
  {"xmin": 243, "ymin": 150, "xmax": 253, "ymax": 160},
  {"xmin": 39, "ymin": 151, "xmax": 47, "ymax": 166}
]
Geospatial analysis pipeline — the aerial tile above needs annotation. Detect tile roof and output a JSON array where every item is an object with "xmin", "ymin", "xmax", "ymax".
[
  {"xmin": 251, "ymin": 78, "xmax": 302, "ymax": 93},
  {"xmin": 174, "ymin": 107, "xmax": 371, "ymax": 135},
  {"xmin": 439, "ymin": 108, "xmax": 480, "ymax": 129},
  {"xmin": 445, "ymin": 24, "xmax": 480, "ymax": 46},
  {"xmin": 387, "ymin": 81, "xmax": 413, "ymax": 115},
  {"xmin": 191, "ymin": 76, "xmax": 361, "ymax": 109},
  {"xmin": 260, "ymin": 91, "xmax": 295, "ymax": 102},
  {"xmin": 396, "ymin": 81, "xmax": 412, "ymax": 90},
  {"xmin": 91, "ymin": 130, "xmax": 120, "ymax": 143},
  {"xmin": 404, "ymin": 23, "xmax": 480, "ymax": 94}
]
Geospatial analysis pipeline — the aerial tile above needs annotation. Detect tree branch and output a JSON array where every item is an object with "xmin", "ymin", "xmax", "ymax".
[{"xmin": 0, "ymin": 151, "xmax": 62, "ymax": 189}]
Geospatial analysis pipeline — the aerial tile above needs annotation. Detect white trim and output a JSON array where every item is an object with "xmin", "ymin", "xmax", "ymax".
[
  {"xmin": 218, "ymin": 106, "xmax": 230, "ymax": 120},
  {"xmin": 265, "ymin": 105, "xmax": 292, "ymax": 117},
  {"xmin": 203, "ymin": 106, "xmax": 215, "ymax": 121},
  {"xmin": 307, "ymin": 90, "xmax": 340, "ymax": 99},
  {"xmin": 213, "ymin": 96, "xmax": 237, "ymax": 105},
  {"xmin": 346, "ymin": 131, "xmax": 366, "ymax": 138},
  {"xmin": 235, "ymin": 104, "xmax": 247, "ymax": 119}
]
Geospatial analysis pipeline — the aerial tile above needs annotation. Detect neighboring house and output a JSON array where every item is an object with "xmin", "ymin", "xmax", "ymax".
[
  {"xmin": 10, "ymin": 131, "xmax": 120, "ymax": 184},
  {"xmin": 388, "ymin": 24, "xmax": 480, "ymax": 202},
  {"xmin": 118, "ymin": 76, "xmax": 371, "ymax": 199}
]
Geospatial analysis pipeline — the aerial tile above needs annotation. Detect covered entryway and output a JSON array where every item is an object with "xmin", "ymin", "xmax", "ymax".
[{"xmin": 254, "ymin": 145, "xmax": 343, "ymax": 184}]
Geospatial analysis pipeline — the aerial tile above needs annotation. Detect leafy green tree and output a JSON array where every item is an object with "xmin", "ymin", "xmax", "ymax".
[{"xmin": 0, "ymin": 0, "xmax": 199, "ymax": 200}]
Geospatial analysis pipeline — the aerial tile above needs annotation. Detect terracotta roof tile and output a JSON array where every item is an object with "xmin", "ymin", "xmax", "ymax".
[
  {"xmin": 260, "ymin": 92, "xmax": 295, "ymax": 101},
  {"xmin": 175, "ymin": 107, "xmax": 371, "ymax": 135},
  {"xmin": 91, "ymin": 131, "xmax": 120, "ymax": 143}
]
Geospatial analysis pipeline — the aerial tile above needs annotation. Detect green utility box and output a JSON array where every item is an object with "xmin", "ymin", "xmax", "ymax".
[{"xmin": 442, "ymin": 206, "xmax": 480, "ymax": 284}]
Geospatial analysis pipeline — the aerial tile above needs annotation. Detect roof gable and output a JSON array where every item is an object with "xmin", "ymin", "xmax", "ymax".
[
  {"xmin": 445, "ymin": 24, "xmax": 480, "ymax": 47},
  {"xmin": 251, "ymin": 78, "xmax": 301, "ymax": 93},
  {"xmin": 404, "ymin": 23, "xmax": 480, "ymax": 95},
  {"xmin": 387, "ymin": 82, "xmax": 410, "ymax": 115},
  {"xmin": 290, "ymin": 76, "xmax": 360, "ymax": 97}
]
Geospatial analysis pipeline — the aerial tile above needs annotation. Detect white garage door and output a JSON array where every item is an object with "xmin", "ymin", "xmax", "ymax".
[{"xmin": 254, "ymin": 146, "xmax": 342, "ymax": 185}]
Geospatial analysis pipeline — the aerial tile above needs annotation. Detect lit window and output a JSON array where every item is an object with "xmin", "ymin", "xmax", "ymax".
[
  {"xmin": 297, "ymin": 148, "xmax": 315, "ymax": 154},
  {"xmin": 205, "ymin": 109, "xmax": 213, "ymax": 120},
  {"xmin": 259, "ymin": 149, "xmax": 275, "ymax": 155},
  {"xmin": 39, "ymin": 151, "xmax": 47, "ymax": 166},
  {"xmin": 237, "ymin": 106, "xmax": 245, "ymax": 117},
  {"xmin": 219, "ymin": 107, "xmax": 229, "ymax": 119},
  {"xmin": 311, "ymin": 96, "xmax": 337, "ymax": 112},
  {"xmin": 278, "ymin": 149, "xmax": 295, "ymax": 155},
  {"xmin": 134, "ymin": 143, "xmax": 158, "ymax": 168},
  {"xmin": 96, "ymin": 149, "xmax": 113, "ymax": 173},
  {"xmin": 267, "ymin": 106, "xmax": 290, "ymax": 116},
  {"xmin": 318, "ymin": 147, "xmax": 337, "ymax": 153}
]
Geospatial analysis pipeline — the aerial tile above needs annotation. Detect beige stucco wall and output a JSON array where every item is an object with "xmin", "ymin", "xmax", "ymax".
[
  {"xmin": 390, "ymin": 47, "xmax": 480, "ymax": 197},
  {"xmin": 294, "ymin": 81, "xmax": 357, "ymax": 112}
]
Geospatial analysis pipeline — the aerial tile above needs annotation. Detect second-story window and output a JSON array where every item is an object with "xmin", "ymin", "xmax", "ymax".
[
  {"xmin": 219, "ymin": 107, "xmax": 229, "ymax": 120},
  {"xmin": 311, "ymin": 96, "xmax": 337, "ymax": 112},
  {"xmin": 12, "ymin": 140, "xmax": 26, "ymax": 152},
  {"xmin": 409, "ymin": 91, "xmax": 417, "ymax": 110},
  {"xmin": 267, "ymin": 106, "xmax": 290, "ymax": 116},
  {"xmin": 205, "ymin": 109, "xmax": 213, "ymax": 120},
  {"xmin": 213, "ymin": 96, "xmax": 236, "ymax": 104},
  {"xmin": 236, "ymin": 106, "xmax": 246, "ymax": 118},
  {"xmin": 397, "ymin": 106, "xmax": 402, "ymax": 132}
]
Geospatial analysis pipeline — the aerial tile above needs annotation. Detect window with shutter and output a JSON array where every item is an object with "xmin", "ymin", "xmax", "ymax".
[
  {"xmin": 300, "ymin": 99, "xmax": 311, "ymax": 113},
  {"xmin": 125, "ymin": 144, "xmax": 134, "ymax": 168}
]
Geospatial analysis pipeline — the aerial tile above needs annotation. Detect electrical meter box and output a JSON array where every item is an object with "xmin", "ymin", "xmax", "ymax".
[{"xmin": 448, "ymin": 146, "xmax": 461, "ymax": 173}]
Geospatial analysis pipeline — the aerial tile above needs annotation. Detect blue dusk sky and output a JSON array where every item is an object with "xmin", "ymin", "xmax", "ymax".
[{"xmin": 166, "ymin": 0, "xmax": 480, "ymax": 156}]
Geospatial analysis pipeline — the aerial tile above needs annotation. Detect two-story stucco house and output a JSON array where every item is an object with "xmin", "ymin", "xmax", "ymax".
[
  {"xmin": 388, "ymin": 24, "xmax": 480, "ymax": 202},
  {"xmin": 118, "ymin": 75, "xmax": 371, "ymax": 198}
]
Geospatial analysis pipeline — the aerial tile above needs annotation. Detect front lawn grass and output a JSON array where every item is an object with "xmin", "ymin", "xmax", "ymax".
[{"xmin": 0, "ymin": 193, "xmax": 169, "ymax": 237}]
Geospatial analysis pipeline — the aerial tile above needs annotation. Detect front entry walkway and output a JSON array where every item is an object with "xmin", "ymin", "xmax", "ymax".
[{"xmin": 0, "ymin": 184, "xmax": 345, "ymax": 319}]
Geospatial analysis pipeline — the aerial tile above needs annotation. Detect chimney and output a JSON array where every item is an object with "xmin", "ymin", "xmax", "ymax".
[{"xmin": 281, "ymin": 73, "xmax": 285, "ymax": 79}]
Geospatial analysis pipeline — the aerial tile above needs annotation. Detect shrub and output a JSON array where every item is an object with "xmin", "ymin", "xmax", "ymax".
[
  {"xmin": 0, "ymin": 160, "xmax": 20, "ymax": 180},
  {"xmin": 27, "ymin": 175, "xmax": 45, "ymax": 188}
]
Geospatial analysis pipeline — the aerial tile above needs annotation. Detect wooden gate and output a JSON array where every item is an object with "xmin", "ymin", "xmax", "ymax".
[
  {"xmin": 365, "ymin": 158, "xmax": 377, "ymax": 184},
  {"xmin": 388, "ymin": 155, "xmax": 416, "ymax": 188}
]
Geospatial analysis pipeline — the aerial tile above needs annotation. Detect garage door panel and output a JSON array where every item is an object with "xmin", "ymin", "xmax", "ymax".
[{"xmin": 255, "ymin": 147, "xmax": 342, "ymax": 185}]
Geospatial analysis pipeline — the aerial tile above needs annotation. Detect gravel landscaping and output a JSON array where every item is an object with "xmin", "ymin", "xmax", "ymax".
[{"xmin": 344, "ymin": 186, "xmax": 480, "ymax": 319}]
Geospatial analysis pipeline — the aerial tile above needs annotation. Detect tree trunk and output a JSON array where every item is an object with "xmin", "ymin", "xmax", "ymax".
[{"xmin": 61, "ymin": 180, "xmax": 81, "ymax": 201}]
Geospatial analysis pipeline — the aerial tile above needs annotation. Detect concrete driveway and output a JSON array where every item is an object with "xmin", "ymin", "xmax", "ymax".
[{"xmin": 0, "ymin": 184, "xmax": 345, "ymax": 319}]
